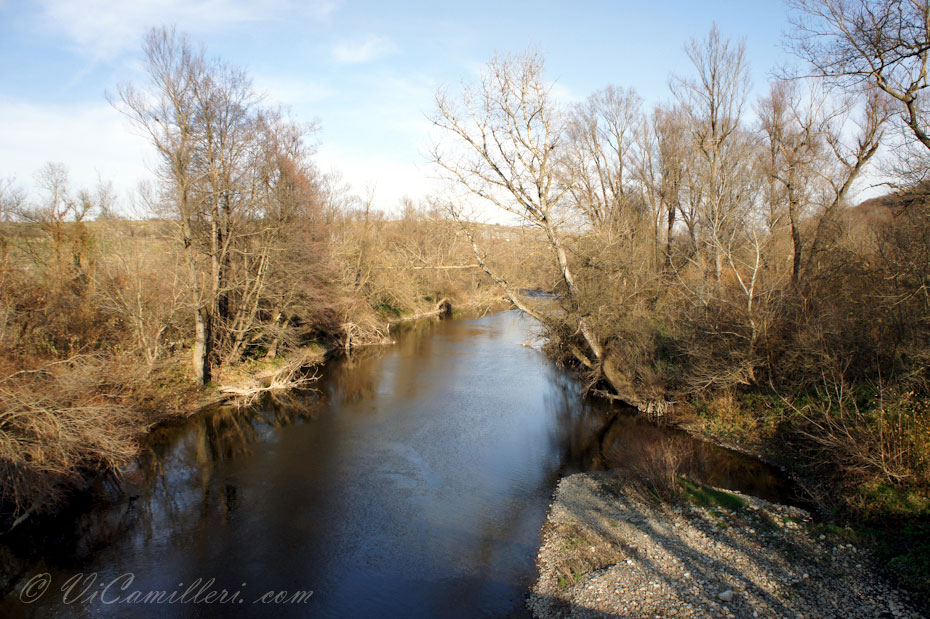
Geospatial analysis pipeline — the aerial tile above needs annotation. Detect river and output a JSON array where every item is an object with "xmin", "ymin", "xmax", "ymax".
[{"xmin": 0, "ymin": 311, "xmax": 800, "ymax": 618}]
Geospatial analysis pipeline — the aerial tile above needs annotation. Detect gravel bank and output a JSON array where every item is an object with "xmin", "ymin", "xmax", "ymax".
[{"xmin": 528, "ymin": 472, "xmax": 923, "ymax": 618}]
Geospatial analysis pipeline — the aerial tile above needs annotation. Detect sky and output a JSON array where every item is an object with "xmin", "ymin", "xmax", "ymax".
[{"xmin": 0, "ymin": 1, "xmax": 796, "ymax": 214}]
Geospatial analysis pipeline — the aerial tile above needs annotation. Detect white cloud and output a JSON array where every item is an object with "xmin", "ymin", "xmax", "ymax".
[
  {"xmin": 315, "ymin": 143, "xmax": 515, "ymax": 224},
  {"xmin": 0, "ymin": 98, "xmax": 154, "ymax": 209},
  {"xmin": 315, "ymin": 145, "xmax": 439, "ymax": 215},
  {"xmin": 331, "ymin": 34, "xmax": 396, "ymax": 64},
  {"xmin": 35, "ymin": 0, "xmax": 338, "ymax": 60},
  {"xmin": 253, "ymin": 75, "xmax": 337, "ymax": 107},
  {"xmin": 547, "ymin": 81, "xmax": 583, "ymax": 104}
]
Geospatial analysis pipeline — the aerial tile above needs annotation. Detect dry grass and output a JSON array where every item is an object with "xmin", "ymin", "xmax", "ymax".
[
  {"xmin": 786, "ymin": 384, "xmax": 930, "ymax": 490},
  {"xmin": 605, "ymin": 431, "xmax": 693, "ymax": 500},
  {"xmin": 0, "ymin": 353, "xmax": 198, "ymax": 522}
]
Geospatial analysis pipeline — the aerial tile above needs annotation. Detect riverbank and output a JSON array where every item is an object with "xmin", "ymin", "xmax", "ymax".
[
  {"xmin": 0, "ymin": 309, "xmax": 596, "ymax": 618},
  {"xmin": 529, "ymin": 471, "xmax": 924, "ymax": 618},
  {"xmin": 0, "ymin": 331, "xmax": 340, "ymax": 532},
  {"xmin": 662, "ymin": 390, "xmax": 930, "ymax": 603},
  {"xmin": 0, "ymin": 296, "xmax": 508, "ymax": 532}
]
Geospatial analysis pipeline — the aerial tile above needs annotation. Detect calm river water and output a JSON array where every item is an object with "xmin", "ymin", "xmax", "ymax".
[{"xmin": 0, "ymin": 311, "xmax": 800, "ymax": 618}]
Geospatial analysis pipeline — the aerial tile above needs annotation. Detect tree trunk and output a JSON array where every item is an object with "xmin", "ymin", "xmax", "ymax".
[
  {"xmin": 665, "ymin": 201, "xmax": 677, "ymax": 269},
  {"xmin": 790, "ymin": 202, "xmax": 802, "ymax": 287},
  {"xmin": 543, "ymin": 219, "xmax": 605, "ymax": 365},
  {"xmin": 193, "ymin": 307, "xmax": 212, "ymax": 384}
]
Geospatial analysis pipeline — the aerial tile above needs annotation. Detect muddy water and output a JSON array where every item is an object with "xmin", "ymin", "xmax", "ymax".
[{"xmin": 0, "ymin": 311, "xmax": 801, "ymax": 618}]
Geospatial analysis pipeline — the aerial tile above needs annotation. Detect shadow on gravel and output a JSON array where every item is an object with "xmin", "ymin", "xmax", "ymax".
[{"xmin": 527, "ymin": 473, "xmax": 919, "ymax": 619}]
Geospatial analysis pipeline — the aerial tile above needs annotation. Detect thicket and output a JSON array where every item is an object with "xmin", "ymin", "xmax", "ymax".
[
  {"xmin": 429, "ymin": 3, "xmax": 930, "ymax": 541},
  {"xmin": 0, "ymin": 28, "xmax": 548, "ymax": 522},
  {"xmin": 5, "ymin": 6, "xmax": 930, "ymax": 600}
]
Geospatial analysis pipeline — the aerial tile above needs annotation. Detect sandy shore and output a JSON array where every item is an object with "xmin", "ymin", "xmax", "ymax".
[{"xmin": 528, "ymin": 472, "xmax": 923, "ymax": 618}]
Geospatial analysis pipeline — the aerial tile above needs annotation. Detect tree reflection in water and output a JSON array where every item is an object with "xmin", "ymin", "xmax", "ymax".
[{"xmin": 0, "ymin": 311, "xmax": 804, "ymax": 619}]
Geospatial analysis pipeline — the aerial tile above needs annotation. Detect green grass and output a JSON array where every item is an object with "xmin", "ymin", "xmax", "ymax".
[
  {"xmin": 560, "ymin": 532, "xmax": 586, "ymax": 551},
  {"xmin": 854, "ymin": 482, "xmax": 930, "ymax": 519},
  {"xmin": 807, "ymin": 521, "xmax": 856, "ymax": 541},
  {"xmin": 376, "ymin": 302, "xmax": 403, "ymax": 317},
  {"xmin": 557, "ymin": 573, "xmax": 581, "ymax": 588},
  {"xmin": 678, "ymin": 478, "xmax": 748, "ymax": 510}
]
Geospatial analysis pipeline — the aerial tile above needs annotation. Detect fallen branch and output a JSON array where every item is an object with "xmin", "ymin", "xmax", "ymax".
[
  {"xmin": 373, "ymin": 264, "xmax": 481, "ymax": 270},
  {"xmin": 217, "ymin": 349, "xmax": 323, "ymax": 407}
]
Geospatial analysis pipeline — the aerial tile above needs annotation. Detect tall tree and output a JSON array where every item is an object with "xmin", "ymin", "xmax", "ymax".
[
  {"xmin": 116, "ymin": 27, "xmax": 321, "ymax": 383},
  {"xmin": 564, "ymin": 86, "xmax": 644, "ymax": 241},
  {"xmin": 671, "ymin": 25, "xmax": 754, "ymax": 289},
  {"xmin": 789, "ymin": 0, "xmax": 930, "ymax": 151},
  {"xmin": 430, "ymin": 52, "xmax": 606, "ymax": 372}
]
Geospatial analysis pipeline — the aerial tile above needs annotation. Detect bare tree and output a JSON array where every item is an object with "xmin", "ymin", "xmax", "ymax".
[
  {"xmin": 789, "ymin": 0, "xmax": 930, "ymax": 150},
  {"xmin": 430, "ymin": 52, "xmax": 606, "ymax": 371},
  {"xmin": 671, "ymin": 24, "xmax": 754, "ymax": 289},
  {"xmin": 318, "ymin": 169, "xmax": 358, "ymax": 225},
  {"xmin": 637, "ymin": 105, "xmax": 690, "ymax": 268},
  {"xmin": 758, "ymin": 80, "xmax": 831, "ymax": 286},
  {"xmin": 804, "ymin": 84, "xmax": 892, "ymax": 275},
  {"xmin": 563, "ymin": 85, "xmax": 644, "ymax": 241},
  {"xmin": 12, "ymin": 163, "xmax": 99, "ymax": 284},
  {"xmin": 115, "ymin": 27, "xmax": 211, "ymax": 380},
  {"xmin": 116, "ymin": 27, "xmax": 322, "ymax": 383},
  {"xmin": 0, "ymin": 178, "xmax": 24, "ymax": 225},
  {"xmin": 758, "ymin": 79, "xmax": 890, "ymax": 287}
]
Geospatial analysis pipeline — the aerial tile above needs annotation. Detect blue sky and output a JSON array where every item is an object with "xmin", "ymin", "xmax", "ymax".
[{"xmin": 0, "ymin": 1, "xmax": 794, "ymax": 213}]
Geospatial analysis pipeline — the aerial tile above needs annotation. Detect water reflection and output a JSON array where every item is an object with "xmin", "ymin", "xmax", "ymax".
[
  {"xmin": 0, "ymin": 311, "xmax": 800, "ymax": 619},
  {"xmin": 538, "ymin": 371, "xmax": 799, "ymax": 505}
]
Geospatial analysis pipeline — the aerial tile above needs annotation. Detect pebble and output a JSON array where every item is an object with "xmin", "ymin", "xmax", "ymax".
[{"xmin": 527, "ymin": 472, "xmax": 925, "ymax": 619}]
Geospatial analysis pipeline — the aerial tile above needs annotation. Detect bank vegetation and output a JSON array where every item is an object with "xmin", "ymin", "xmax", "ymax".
[
  {"xmin": 4, "ymin": 0, "xmax": 930, "ymax": 601},
  {"xmin": 429, "ymin": 0, "xmax": 930, "ymax": 598},
  {"xmin": 0, "ymin": 28, "xmax": 548, "ymax": 525}
]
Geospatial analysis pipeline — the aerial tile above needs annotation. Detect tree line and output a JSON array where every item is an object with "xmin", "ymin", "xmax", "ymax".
[
  {"xmin": 430, "ymin": 1, "xmax": 930, "ymax": 522},
  {"xmin": 2, "ymin": 5, "xmax": 930, "ymax": 591},
  {"xmin": 0, "ymin": 28, "xmax": 546, "ymax": 520}
]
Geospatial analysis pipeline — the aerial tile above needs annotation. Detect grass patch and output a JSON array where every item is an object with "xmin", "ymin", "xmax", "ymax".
[
  {"xmin": 678, "ymin": 478, "xmax": 748, "ymax": 510},
  {"xmin": 852, "ymin": 482, "xmax": 930, "ymax": 519},
  {"xmin": 806, "ymin": 521, "xmax": 857, "ymax": 542},
  {"xmin": 557, "ymin": 572, "xmax": 583, "ymax": 589},
  {"xmin": 376, "ymin": 302, "xmax": 403, "ymax": 318},
  {"xmin": 547, "ymin": 521, "xmax": 625, "ymax": 593},
  {"xmin": 559, "ymin": 533, "xmax": 585, "ymax": 552}
]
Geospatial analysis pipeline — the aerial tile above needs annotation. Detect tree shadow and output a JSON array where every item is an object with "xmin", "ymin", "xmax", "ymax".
[{"xmin": 528, "ymin": 471, "xmax": 911, "ymax": 618}]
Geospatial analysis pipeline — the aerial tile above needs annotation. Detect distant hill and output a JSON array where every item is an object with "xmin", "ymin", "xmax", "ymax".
[{"xmin": 845, "ymin": 185, "xmax": 930, "ymax": 231}]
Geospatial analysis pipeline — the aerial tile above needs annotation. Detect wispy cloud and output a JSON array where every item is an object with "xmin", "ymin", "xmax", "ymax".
[
  {"xmin": 254, "ymin": 75, "xmax": 337, "ymax": 107},
  {"xmin": 331, "ymin": 34, "xmax": 396, "ymax": 64},
  {"xmin": 0, "ymin": 98, "xmax": 153, "ymax": 200},
  {"xmin": 35, "ymin": 0, "xmax": 338, "ymax": 61}
]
